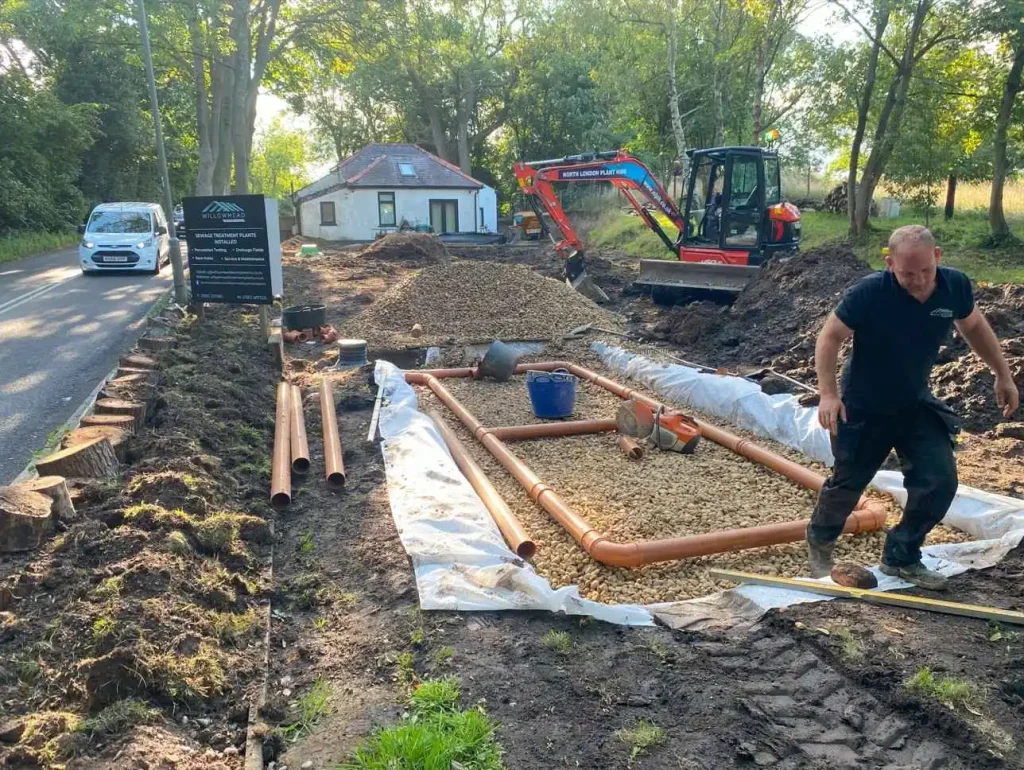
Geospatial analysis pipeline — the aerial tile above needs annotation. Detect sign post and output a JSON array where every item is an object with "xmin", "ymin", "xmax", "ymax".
[{"xmin": 182, "ymin": 194, "xmax": 283, "ymax": 307}]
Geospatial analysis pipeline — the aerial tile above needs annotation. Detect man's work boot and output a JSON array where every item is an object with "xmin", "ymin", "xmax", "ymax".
[
  {"xmin": 879, "ymin": 561, "xmax": 948, "ymax": 591},
  {"xmin": 806, "ymin": 538, "xmax": 835, "ymax": 579}
]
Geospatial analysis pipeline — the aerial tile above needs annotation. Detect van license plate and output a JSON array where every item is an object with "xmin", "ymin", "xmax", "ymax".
[{"xmin": 105, "ymin": 256, "xmax": 128, "ymax": 263}]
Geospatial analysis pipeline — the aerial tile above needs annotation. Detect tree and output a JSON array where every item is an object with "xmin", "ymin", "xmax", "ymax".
[
  {"xmin": 250, "ymin": 116, "xmax": 311, "ymax": 208},
  {"xmin": 981, "ymin": 0, "xmax": 1024, "ymax": 241}
]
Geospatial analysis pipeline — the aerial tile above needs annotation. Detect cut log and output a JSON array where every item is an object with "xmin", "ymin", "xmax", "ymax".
[
  {"xmin": 95, "ymin": 398, "xmax": 146, "ymax": 427},
  {"xmin": 99, "ymin": 382, "xmax": 156, "ymax": 406},
  {"xmin": 81, "ymin": 413, "xmax": 136, "ymax": 435},
  {"xmin": 19, "ymin": 476, "xmax": 76, "ymax": 523},
  {"xmin": 0, "ymin": 487, "xmax": 54, "ymax": 552},
  {"xmin": 63, "ymin": 426, "xmax": 130, "ymax": 463},
  {"xmin": 115, "ymin": 367, "xmax": 158, "ymax": 382},
  {"xmin": 119, "ymin": 353, "xmax": 158, "ymax": 370},
  {"xmin": 108, "ymin": 373, "xmax": 150, "ymax": 387},
  {"xmin": 35, "ymin": 437, "xmax": 118, "ymax": 479},
  {"xmin": 138, "ymin": 336, "xmax": 175, "ymax": 353}
]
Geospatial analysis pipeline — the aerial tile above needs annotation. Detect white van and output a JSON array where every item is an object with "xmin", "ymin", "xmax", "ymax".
[{"xmin": 79, "ymin": 202, "xmax": 170, "ymax": 275}]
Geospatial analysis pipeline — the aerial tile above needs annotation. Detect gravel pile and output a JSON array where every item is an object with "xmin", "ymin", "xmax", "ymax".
[
  {"xmin": 352, "ymin": 261, "xmax": 621, "ymax": 346},
  {"xmin": 420, "ymin": 371, "xmax": 968, "ymax": 605},
  {"xmin": 359, "ymin": 232, "xmax": 451, "ymax": 264}
]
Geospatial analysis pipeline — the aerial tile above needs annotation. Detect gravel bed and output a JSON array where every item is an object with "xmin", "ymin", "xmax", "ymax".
[
  {"xmin": 417, "ymin": 360, "xmax": 970, "ymax": 605},
  {"xmin": 349, "ymin": 261, "xmax": 623, "ymax": 347}
]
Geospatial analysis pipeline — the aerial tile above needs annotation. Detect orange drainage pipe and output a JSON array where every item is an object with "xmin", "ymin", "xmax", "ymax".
[
  {"xmin": 617, "ymin": 435, "xmax": 645, "ymax": 460},
  {"xmin": 429, "ymin": 411, "xmax": 536, "ymax": 559},
  {"xmin": 320, "ymin": 378, "xmax": 346, "ymax": 489},
  {"xmin": 408, "ymin": 367, "xmax": 887, "ymax": 567},
  {"xmin": 289, "ymin": 384, "xmax": 311, "ymax": 475},
  {"xmin": 271, "ymin": 382, "xmax": 292, "ymax": 509},
  {"xmin": 490, "ymin": 419, "xmax": 618, "ymax": 441}
]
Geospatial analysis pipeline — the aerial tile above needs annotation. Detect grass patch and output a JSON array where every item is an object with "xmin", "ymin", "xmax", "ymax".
[
  {"xmin": 616, "ymin": 719, "xmax": 666, "ymax": 765},
  {"xmin": 280, "ymin": 679, "xmax": 333, "ymax": 742},
  {"xmin": 830, "ymin": 625, "xmax": 864, "ymax": 662},
  {"xmin": 146, "ymin": 642, "xmax": 228, "ymax": 703},
  {"xmin": 92, "ymin": 617, "xmax": 117, "ymax": 644},
  {"xmin": 299, "ymin": 530, "xmax": 315, "ymax": 553},
  {"xmin": 78, "ymin": 698, "xmax": 156, "ymax": 737},
  {"xmin": 0, "ymin": 230, "xmax": 79, "ymax": 265},
  {"xmin": 433, "ymin": 646, "xmax": 455, "ymax": 666},
  {"xmin": 313, "ymin": 616, "xmax": 328, "ymax": 631},
  {"xmin": 904, "ymin": 667, "xmax": 984, "ymax": 711},
  {"xmin": 165, "ymin": 530, "xmax": 192, "ymax": 556},
  {"xmin": 210, "ymin": 608, "xmax": 259, "ymax": 644},
  {"xmin": 410, "ymin": 628, "xmax": 426, "ymax": 648},
  {"xmin": 94, "ymin": 576, "xmax": 123, "ymax": 601},
  {"xmin": 341, "ymin": 677, "xmax": 503, "ymax": 770},
  {"xmin": 541, "ymin": 629, "xmax": 572, "ymax": 655},
  {"xmin": 589, "ymin": 212, "xmax": 678, "ymax": 259},
  {"xmin": 194, "ymin": 512, "xmax": 241, "ymax": 554}
]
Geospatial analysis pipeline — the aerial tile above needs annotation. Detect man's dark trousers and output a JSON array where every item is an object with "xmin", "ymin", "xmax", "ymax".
[{"xmin": 807, "ymin": 402, "xmax": 958, "ymax": 567}]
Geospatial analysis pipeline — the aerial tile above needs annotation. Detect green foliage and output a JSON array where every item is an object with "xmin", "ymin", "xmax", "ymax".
[
  {"xmin": 541, "ymin": 629, "xmax": 572, "ymax": 655},
  {"xmin": 251, "ymin": 117, "xmax": 311, "ymax": 212},
  {"xmin": 78, "ymin": 699, "xmax": 156, "ymax": 736},
  {"xmin": 904, "ymin": 667, "xmax": 984, "ymax": 711},
  {"xmin": 194, "ymin": 513, "xmax": 240, "ymax": 554},
  {"xmin": 280, "ymin": 679, "xmax": 334, "ymax": 742},
  {"xmin": 0, "ymin": 231, "xmax": 79, "ymax": 265},
  {"xmin": 298, "ymin": 530, "xmax": 316, "ymax": 553},
  {"xmin": 341, "ymin": 677, "xmax": 503, "ymax": 770},
  {"xmin": 433, "ymin": 646, "xmax": 455, "ymax": 666},
  {"xmin": 91, "ymin": 617, "xmax": 117, "ymax": 643},
  {"xmin": 616, "ymin": 720, "xmax": 666, "ymax": 764}
]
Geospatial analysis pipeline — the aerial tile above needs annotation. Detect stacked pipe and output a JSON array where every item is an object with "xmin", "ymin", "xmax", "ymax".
[
  {"xmin": 320, "ymin": 378, "xmax": 346, "ymax": 489},
  {"xmin": 271, "ymin": 382, "xmax": 292, "ymax": 509}
]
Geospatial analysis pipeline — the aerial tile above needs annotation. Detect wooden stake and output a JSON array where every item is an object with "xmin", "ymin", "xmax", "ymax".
[
  {"xmin": 709, "ymin": 569, "xmax": 1024, "ymax": 626},
  {"xmin": 20, "ymin": 476, "xmax": 75, "ymax": 522},
  {"xmin": 35, "ymin": 437, "xmax": 118, "ymax": 479}
]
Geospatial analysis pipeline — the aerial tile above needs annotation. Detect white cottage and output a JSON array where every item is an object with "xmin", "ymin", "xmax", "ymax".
[{"xmin": 296, "ymin": 143, "xmax": 499, "ymax": 241}]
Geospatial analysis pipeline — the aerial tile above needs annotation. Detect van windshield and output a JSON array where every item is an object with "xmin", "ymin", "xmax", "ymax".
[{"xmin": 87, "ymin": 211, "xmax": 152, "ymax": 234}]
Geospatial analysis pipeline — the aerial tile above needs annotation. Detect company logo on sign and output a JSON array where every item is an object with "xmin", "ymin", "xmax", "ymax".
[{"xmin": 201, "ymin": 200, "xmax": 246, "ymax": 223}]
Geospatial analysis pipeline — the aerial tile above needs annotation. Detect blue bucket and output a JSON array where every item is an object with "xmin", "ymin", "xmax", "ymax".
[{"xmin": 526, "ymin": 369, "xmax": 577, "ymax": 419}]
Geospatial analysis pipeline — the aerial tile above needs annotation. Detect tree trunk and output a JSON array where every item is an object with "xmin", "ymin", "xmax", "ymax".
[
  {"xmin": 990, "ymin": 43, "xmax": 1024, "ymax": 240},
  {"xmin": 854, "ymin": 1, "xmax": 928, "ymax": 235},
  {"xmin": 848, "ymin": 3, "xmax": 890, "ymax": 236},
  {"xmin": 712, "ymin": 0, "xmax": 726, "ymax": 146},
  {"xmin": 455, "ymin": 82, "xmax": 475, "ymax": 174},
  {"xmin": 944, "ymin": 174, "xmax": 957, "ymax": 220},
  {"xmin": 63, "ymin": 426, "xmax": 130, "ymax": 463},
  {"xmin": 0, "ymin": 487, "xmax": 53, "ymax": 552},
  {"xmin": 95, "ymin": 398, "xmax": 147, "ymax": 427},
  {"xmin": 190, "ymin": 13, "xmax": 215, "ymax": 197},
  {"xmin": 230, "ymin": 0, "xmax": 252, "ymax": 194},
  {"xmin": 666, "ymin": 11, "xmax": 688, "ymax": 164},
  {"xmin": 81, "ymin": 413, "xmax": 137, "ymax": 436},
  {"xmin": 20, "ymin": 476, "xmax": 75, "ymax": 523},
  {"xmin": 752, "ymin": 40, "xmax": 766, "ymax": 145},
  {"xmin": 35, "ymin": 438, "xmax": 118, "ymax": 479},
  {"xmin": 425, "ymin": 101, "xmax": 450, "ymax": 162}
]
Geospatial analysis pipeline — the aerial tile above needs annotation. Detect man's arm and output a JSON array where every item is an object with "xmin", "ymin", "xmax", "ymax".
[
  {"xmin": 955, "ymin": 309, "xmax": 1020, "ymax": 417},
  {"xmin": 816, "ymin": 312, "xmax": 854, "ymax": 434}
]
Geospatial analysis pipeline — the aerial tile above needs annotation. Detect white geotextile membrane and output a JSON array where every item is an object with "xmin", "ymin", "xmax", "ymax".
[{"xmin": 376, "ymin": 346, "xmax": 1024, "ymax": 629}]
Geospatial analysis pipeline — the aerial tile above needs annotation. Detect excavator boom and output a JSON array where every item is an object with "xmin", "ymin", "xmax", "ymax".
[{"xmin": 513, "ymin": 147, "xmax": 800, "ymax": 299}]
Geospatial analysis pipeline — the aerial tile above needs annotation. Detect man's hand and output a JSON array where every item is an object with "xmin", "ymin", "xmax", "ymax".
[
  {"xmin": 818, "ymin": 393, "xmax": 847, "ymax": 435},
  {"xmin": 995, "ymin": 374, "xmax": 1020, "ymax": 418}
]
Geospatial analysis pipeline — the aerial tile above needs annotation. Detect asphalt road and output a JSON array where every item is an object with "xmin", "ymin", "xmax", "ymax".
[{"xmin": 0, "ymin": 247, "xmax": 182, "ymax": 483}]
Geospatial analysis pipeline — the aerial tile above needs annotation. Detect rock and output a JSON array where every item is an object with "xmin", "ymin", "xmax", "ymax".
[
  {"xmin": 223, "ymin": 746, "xmax": 239, "ymax": 757},
  {"xmin": 995, "ymin": 422, "xmax": 1024, "ymax": 441},
  {"xmin": 0, "ymin": 718, "xmax": 25, "ymax": 744},
  {"xmin": 831, "ymin": 563, "xmax": 877, "ymax": 589},
  {"xmin": 301, "ymin": 762, "xmax": 313, "ymax": 769},
  {"xmin": 754, "ymin": 751, "xmax": 778, "ymax": 766},
  {"xmin": 196, "ymin": 717, "xmax": 212, "ymax": 728}
]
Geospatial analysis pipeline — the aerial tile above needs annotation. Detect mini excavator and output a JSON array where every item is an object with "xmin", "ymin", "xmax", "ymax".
[{"xmin": 512, "ymin": 147, "xmax": 801, "ymax": 300}]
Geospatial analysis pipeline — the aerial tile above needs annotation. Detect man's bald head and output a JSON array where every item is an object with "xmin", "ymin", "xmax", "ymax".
[{"xmin": 885, "ymin": 225, "xmax": 942, "ymax": 300}]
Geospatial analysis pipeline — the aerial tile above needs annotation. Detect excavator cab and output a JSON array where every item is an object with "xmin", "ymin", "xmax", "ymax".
[{"xmin": 638, "ymin": 147, "xmax": 801, "ymax": 294}]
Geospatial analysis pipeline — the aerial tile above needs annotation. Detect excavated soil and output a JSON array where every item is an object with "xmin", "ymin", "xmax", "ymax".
[{"xmin": 357, "ymin": 232, "xmax": 451, "ymax": 265}]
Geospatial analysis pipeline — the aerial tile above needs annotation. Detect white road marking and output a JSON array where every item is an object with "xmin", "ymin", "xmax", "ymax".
[{"xmin": 0, "ymin": 271, "xmax": 80, "ymax": 318}]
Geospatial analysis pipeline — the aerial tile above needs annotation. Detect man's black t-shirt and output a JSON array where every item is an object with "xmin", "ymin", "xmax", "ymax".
[{"xmin": 835, "ymin": 266, "xmax": 974, "ymax": 414}]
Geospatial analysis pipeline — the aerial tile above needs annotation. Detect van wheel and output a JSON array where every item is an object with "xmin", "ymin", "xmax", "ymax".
[{"xmin": 151, "ymin": 258, "xmax": 162, "ymax": 276}]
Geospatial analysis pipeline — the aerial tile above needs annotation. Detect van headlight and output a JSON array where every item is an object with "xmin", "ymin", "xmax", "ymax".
[
  {"xmin": 82, "ymin": 240, "xmax": 95, "ymax": 249},
  {"xmin": 135, "ymin": 238, "xmax": 153, "ymax": 249}
]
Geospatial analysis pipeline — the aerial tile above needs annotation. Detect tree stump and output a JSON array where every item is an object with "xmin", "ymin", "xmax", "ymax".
[
  {"xmin": 108, "ymin": 373, "xmax": 151, "ymax": 388},
  {"xmin": 119, "ymin": 353, "xmax": 158, "ymax": 370},
  {"xmin": 19, "ymin": 476, "xmax": 76, "ymax": 523},
  {"xmin": 35, "ymin": 437, "xmax": 118, "ymax": 479},
  {"xmin": 63, "ymin": 426, "xmax": 130, "ymax": 463},
  {"xmin": 81, "ymin": 413, "xmax": 136, "ymax": 435},
  {"xmin": 115, "ymin": 367, "xmax": 158, "ymax": 382},
  {"xmin": 0, "ymin": 487, "xmax": 54, "ymax": 552},
  {"xmin": 95, "ymin": 398, "xmax": 146, "ymax": 427},
  {"xmin": 99, "ymin": 382, "xmax": 157, "ymax": 407},
  {"xmin": 138, "ymin": 336, "xmax": 175, "ymax": 353}
]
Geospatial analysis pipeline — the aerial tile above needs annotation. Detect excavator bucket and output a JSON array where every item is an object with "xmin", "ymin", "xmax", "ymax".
[
  {"xmin": 637, "ymin": 259, "xmax": 761, "ymax": 294},
  {"xmin": 567, "ymin": 269, "xmax": 609, "ymax": 303}
]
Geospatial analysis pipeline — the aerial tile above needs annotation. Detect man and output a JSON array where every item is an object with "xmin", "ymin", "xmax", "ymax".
[{"xmin": 807, "ymin": 225, "xmax": 1019, "ymax": 590}]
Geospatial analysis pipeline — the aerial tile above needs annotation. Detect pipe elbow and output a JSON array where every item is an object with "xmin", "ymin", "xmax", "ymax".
[
  {"xmin": 849, "ymin": 500, "xmax": 888, "ymax": 533},
  {"xmin": 587, "ymin": 537, "xmax": 642, "ymax": 568}
]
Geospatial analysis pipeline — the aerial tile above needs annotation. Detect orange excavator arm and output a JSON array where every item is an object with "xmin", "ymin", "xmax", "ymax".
[{"xmin": 513, "ymin": 151, "xmax": 685, "ymax": 300}]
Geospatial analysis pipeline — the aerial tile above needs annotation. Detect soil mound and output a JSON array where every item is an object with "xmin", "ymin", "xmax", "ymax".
[
  {"xmin": 352, "ymin": 260, "xmax": 621, "ymax": 344},
  {"xmin": 359, "ymin": 232, "xmax": 450, "ymax": 264},
  {"xmin": 655, "ymin": 244, "xmax": 871, "ymax": 366}
]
